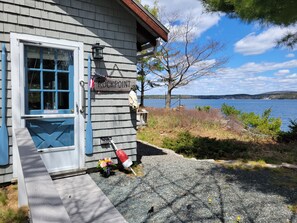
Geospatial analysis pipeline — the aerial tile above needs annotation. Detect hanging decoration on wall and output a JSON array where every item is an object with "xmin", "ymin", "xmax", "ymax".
[
  {"xmin": 93, "ymin": 64, "xmax": 135, "ymax": 93},
  {"xmin": 89, "ymin": 75, "xmax": 95, "ymax": 90}
]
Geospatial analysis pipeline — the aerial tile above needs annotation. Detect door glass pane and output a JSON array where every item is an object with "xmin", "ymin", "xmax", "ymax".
[
  {"xmin": 57, "ymin": 49, "xmax": 72, "ymax": 70},
  {"xmin": 44, "ymin": 92, "xmax": 55, "ymax": 109},
  {"xmin": 27, "ymin": 46, "xmax": 40, "ymax": 68},
  {"xmin": 43, "ymin": 48, "xmax": 55, "ymax": 69},
  {"xmin": 43, "ymin": 72, "xmax": 55, "ymax": 89},
  {"xmin": 58, "ymin": 73, "xmax": 69, "ymax": 90},
  {"xmin": 58, "ymin": 92, "xmax": 69, "ymax": 109},
  {"xmin": 28, "ymin": 71, "xmax": 40, "ymax": 89},
  {"xmin": 25, "ymin": 46, "xmax": 73, "ymax": 114},
  {"xmin": 28, "ymin": 92, "xmax": 41, "ymax": 110}
]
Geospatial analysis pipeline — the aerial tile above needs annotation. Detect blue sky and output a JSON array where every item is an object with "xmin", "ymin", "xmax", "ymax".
[{"xmin": 141, "ymin": 0, "xmax": 297, "ymax": 95}]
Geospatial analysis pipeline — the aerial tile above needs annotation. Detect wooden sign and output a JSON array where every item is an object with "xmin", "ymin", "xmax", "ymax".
[{"xmin": 94, "ymin": 77, "xmax": 135, "ymax": 92}]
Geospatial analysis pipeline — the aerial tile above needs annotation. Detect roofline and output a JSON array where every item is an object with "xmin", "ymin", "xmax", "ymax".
[{"xmin": 120, "ymin": 0, "xmax": 169, "ymax": 42}]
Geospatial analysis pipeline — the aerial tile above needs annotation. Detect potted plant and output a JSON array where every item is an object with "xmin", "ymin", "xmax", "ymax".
[{"xmin": 97, "ymin": 158, "xmax": 116, "ymax": 177}]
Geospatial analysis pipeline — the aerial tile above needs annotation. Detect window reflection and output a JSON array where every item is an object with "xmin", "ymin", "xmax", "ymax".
[
  {"xmin": 28, "ymin": 71, "xmax": 40, "ymax": 89},
  {"xmin": 27, "ymin": 46, "xmax": 40, "ymax": 68},
  {"xmin": 44, "ymin": 92, "xmax": 55, "ymax": 110},
  {"xmin": 28, "ymin": 92, "xmax": 41, "ymax": 110},
  {"xmin": 58, "ymin": 73, "xmax": 69, "ymax": 90},
  {"xmin": 43, "ymin": 48, "xmax": 55, "ymax": 69},
  {"xmin": 58, "ymin": 93, "xmax": 69, "ymax": 109},
  {"xmin": 43, "ymin": 72, "xmax": 55, "ymax": 89}
]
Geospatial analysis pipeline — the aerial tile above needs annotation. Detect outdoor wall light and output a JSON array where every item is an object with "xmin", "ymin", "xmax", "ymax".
[{"xmin": 92, "ymin": 43, "xmax": 104, "ymax": 60}]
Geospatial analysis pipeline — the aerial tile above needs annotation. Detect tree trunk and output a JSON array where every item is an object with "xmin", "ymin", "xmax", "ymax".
[
  {"xmin": 165, "ymin": 89, "xmax": 172, "ymax": 108},
  {"xmin": 140, "ymin": 77, "xmax": 145, "ymax": 107}
]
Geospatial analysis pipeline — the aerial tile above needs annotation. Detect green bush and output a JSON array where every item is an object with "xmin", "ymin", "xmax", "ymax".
[
  {"xmin": 162, "ymin": 131, "xmax": 248, "ymax": 159},
  {"xmin": 278, "ymin": 119, "xmax": 297, "ymax": 143},
  {"xmin": 163, "ymin": 131, "xmax": 195, "ymax": 152},
  {"xmin": 195, "ymin": 105, "xmax": 211, "ymax": 112},
  {"xmin": 221, "ymin": 104, "xmax": 281, "ymax": 136},
  {"xmin": 221, "ymin": 103, "xmax": 241, "ymax": 117}
]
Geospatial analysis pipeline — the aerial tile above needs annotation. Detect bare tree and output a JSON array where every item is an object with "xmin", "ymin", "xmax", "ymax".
[
  {"xmin": 136, "ymin": 0, "xmax": 162, "ymax": 107},
  {"xmin": 137, "ymin": 56, "xmax": 162, "ymax": 107},
  {"xmin": 153, "ymin": 14, "xmax": 227, "ymax": 108}
]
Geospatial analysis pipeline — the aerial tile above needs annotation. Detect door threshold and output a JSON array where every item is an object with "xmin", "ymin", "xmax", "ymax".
[{"xmin": 51, "ymin": 168, "xmax": 87, "ymax": 180}]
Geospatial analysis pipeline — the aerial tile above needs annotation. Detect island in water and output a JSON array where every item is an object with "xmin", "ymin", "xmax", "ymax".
[{"xmin": 144, "ymin": 91, "xmax": 297, "ymax": 100}]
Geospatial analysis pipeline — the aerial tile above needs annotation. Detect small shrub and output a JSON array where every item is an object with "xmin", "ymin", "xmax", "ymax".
[
  {"xmin": 221, "ymin": 103, "xmax": 241, "ymax": 117},
  {"xmin": 221, "ymin": 104, "xmax": 281, "ymax": 136},
  {"xmin": 0, "ymin": 190, "xmax": 7, "ymax": 205},
  {"xmin": 195, "ymin": 105, "xmax": 211, "ymax": 112},
  {"xmin": 0, "ymin": 185, "xmax": 28, "ymax": 223},
  {"xmin": 278, "ymin": 119, "xmax": 297, "ymax": 143},
  {"xmin": 148, "ymin": 116, "xmax": 157, "ymax": 128},
  {"xmin": 0, "ymin": 207, "xmax": 28, "ymax": 223},
  {"xmin": 163, "ymin": 131, "xmax": 195, "ymax": 152},
  {"xmin": 162, "ymin": 131, "xmax": 248, "ymax": 160}
]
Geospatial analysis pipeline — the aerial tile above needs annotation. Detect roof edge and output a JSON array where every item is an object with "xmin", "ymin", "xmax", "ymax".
[{"xmin": 120, "ymin": 0, "xmax": 169, "ymax": 42}]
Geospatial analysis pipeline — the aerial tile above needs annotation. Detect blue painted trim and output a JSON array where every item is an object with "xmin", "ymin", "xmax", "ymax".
[
  {"xmin": 40, "ymin": 47, "xmax": 44, "ymax": 111},
  {"xmin": 25, "ymin": 47, "xmax": 74, "ymax": 114},
  {"xmin": 0, "ymin": 43, "xmax": 9, "ymax": 165},
  {"xmin": 24, "ymin": 46, "xmax": 76, "ymax": 150},
  {"xmin": 85, "ymin": 54, "xmax": 93, "ymax": 155},
  {"xmin": 68, "ymin": 51, "xmax": 74, "ymax": 113}
]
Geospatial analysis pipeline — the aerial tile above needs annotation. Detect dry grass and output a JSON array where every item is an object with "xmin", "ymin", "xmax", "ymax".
[
  {"xmin": 138, "ymin": 107, "xmax": 267, "ymax": 146},
  {"xmin": 216, "ymin": 160, "xmax": 269, "ymax": 170},
  {"xmin": 288, "ymin": 204, "xmax": 297, "ymax": 214},
  {"xmin": 137, "ymin": 107, "xmax": 297, "ymax": 164},
  {"xmin": 0, "ymin": 184, "xmax": 28, "ymax": 223}
]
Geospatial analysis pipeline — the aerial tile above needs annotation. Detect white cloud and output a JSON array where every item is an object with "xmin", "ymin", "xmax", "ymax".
[
  {"xmin": 286, "ymin": 73, "xmax": 297, "ymax": 79},
  {"xmin": 286, "ymin": 53, "xmax": 295, "ymax": 58},
  {"xmin": 140, "ymin": 0, "xmax": 221, "ymax": 40},
  {"xmin": 274, "ymin": 69, "xmax": 290, "ymax": 76},
  {"xmin": 234, "ymin": 25, "xmax": 297, "ymax": 55},
  {"xmin": 175, "ymin": 59, "xmax": 297, "ymax": 95}
]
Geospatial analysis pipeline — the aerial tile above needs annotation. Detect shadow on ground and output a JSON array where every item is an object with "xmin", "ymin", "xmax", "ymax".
[
  {"xmin": 90, "ymin": 141, "xmax": 297, "ymax": 223},
  {"xmin": 136, "ymin": 141, "xmax": 167, "ymax": 163}
]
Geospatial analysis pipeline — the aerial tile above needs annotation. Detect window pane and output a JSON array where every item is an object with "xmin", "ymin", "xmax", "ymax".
[
  {"xmin": 44, "ymin": 92, "xmax": 56, "ymax": 109},
  {"xmin": 57, "ymin": 49, "xmax": 72, "ymax": 70},
  {"xmin": 28, "ymin": 71, "xmax": 40, "ymax": 89},
  {"xmin": 58, "ymin": 92, "xmax": 69, "ymax": 109},
  {"xmin": 43, "ymin": 72, "xmax": 55, "ymax": 89},
  {"xmin": 43, "ymin": 48, "xmax": 55, "ymax": 69},
  {"xmin": 58, "ymin": 73, "xmax": 69, "ymax": 90},
  {"xmin": 26, "ymin": 46, "xmax": 40, "ymax": 68},
  {"xmin": 28, "ymin": 92, "xmax": 41, "ymax": 110}
]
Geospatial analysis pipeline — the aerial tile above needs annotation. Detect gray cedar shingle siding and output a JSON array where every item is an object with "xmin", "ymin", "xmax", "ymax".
[{"xmin": 0, "ymin": 0, "xmax": 138, "ymax": 183}]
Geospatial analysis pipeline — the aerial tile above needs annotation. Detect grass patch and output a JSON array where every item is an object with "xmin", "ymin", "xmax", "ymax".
[
  {"xmin": 137, "ymin": 107, "xmax": 297, "ymax": 164},
  {"xmin": 216, "ymin": 160, "xmax": 269, "ymax": 170},
  {"xmin": 0, "ymin": 185, "xmax": 28, "ymax": 223},
  {"xmin": 269, "ymin": 168, "xmax": 297, "ymax": 190},
  {"xmin": 288, "ymin": 204, "xmax": 297, "ymax": 214}
]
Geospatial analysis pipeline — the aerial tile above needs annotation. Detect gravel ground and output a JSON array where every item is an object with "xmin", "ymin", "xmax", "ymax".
[{"xmin": 90, "ymin": 142, "xmax": 297, "ymax": 223}]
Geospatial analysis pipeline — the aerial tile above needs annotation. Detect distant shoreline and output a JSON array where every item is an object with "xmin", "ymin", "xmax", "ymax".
[{"xmin": 143, "ymin": 91, "xmax": 297, "ymax": 100}]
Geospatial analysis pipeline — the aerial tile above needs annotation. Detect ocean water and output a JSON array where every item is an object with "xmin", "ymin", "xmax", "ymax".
[{"xmin": 144, "ymin": 99, "xmax": 297, "ymax": 132}]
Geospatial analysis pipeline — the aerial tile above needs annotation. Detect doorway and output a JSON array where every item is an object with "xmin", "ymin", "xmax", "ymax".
[{"xmin": 11, "ymin": 33, "xmax": 85, "ymax": 173}]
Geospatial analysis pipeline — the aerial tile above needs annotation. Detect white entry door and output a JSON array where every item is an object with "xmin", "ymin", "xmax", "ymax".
[{"xmin": 11, "ymin": 34, "xmax": 85, "ymax": 174}]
